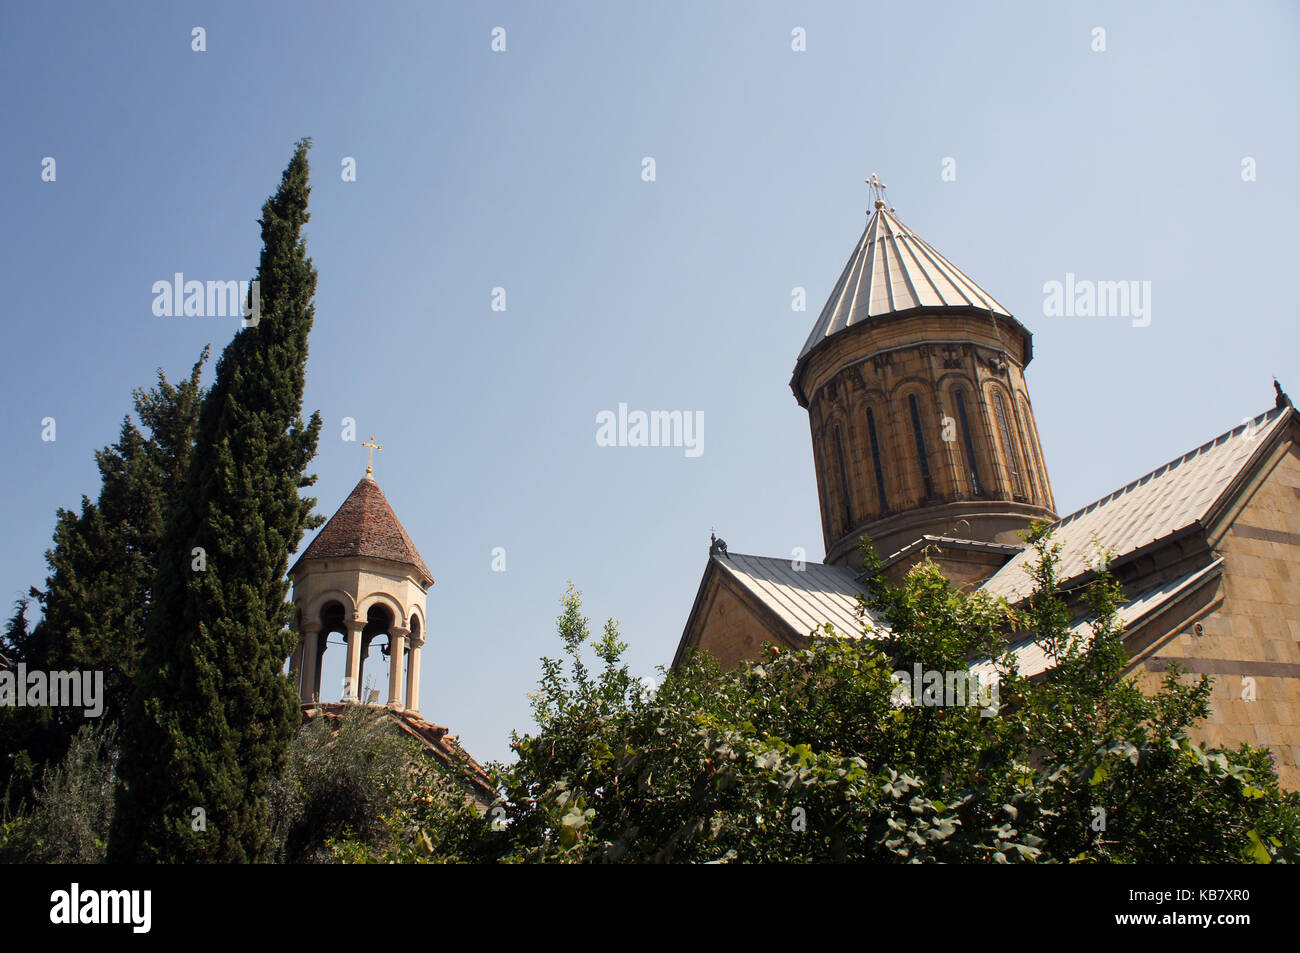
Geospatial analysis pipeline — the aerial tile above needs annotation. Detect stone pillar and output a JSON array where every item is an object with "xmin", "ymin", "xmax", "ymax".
[
  {"xmin": 358, "ymin": 634, "xmax": 371, "ymax": 697},
  {"xmin": 405, "ymin": 637, "xmax": 423, "ymax": 714},
  {"xmin": 299, "ymin": 623, "xmax": 322, "ymax": 703},
  {"xmin": 344, "ymin": 618, "xmax": 364, "ymax": 702},
  {"xmin": 387, "ymin": 626, "xmax": 408, "ymax": 709}
]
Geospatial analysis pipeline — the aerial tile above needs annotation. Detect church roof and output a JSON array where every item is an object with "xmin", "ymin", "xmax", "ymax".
[
  {"xmin": 290, "ymin": 474, "xmax": 433, "ymax": 585},
  {"xmin": 972, "ymin": 558, "xmax": 1225, "ymax": 680},
  {"xmin": 980, "ymin": 406, "xmax": 1292, "ymax": 604},
  {"xmin": 796, "ymin": 204, "xmax": 1013, "ymax": 364},
  {"xmin": 712, "ymin": 552, "xmax": 884, "ymax": 640}
]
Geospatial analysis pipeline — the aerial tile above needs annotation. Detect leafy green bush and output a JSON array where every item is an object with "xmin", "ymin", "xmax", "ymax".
[
  {"xmin": 268, "ymin": 706, "xmax": 484, "ymax": 864},
  {"xmin": 268, "ymin": 706, "xmax": 418, "ymax": 862},
  {"xmin": 481, "ymin": 533, "xmax": 1300, "ymax": 863},
  {"xmin": 0, "ymin": 722, "xmax": 117, "ymax": 864}
]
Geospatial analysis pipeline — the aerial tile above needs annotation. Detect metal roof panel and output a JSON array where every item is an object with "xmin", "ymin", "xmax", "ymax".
[
  {"xmin": 979, "ymin": 409, "xmax": 1288, "ymax": 603},
  {"xmin": 714, "ymin": 552, "xmax": 887, "ymax": 640},
  {"xmin": 798, "ymin": 206, "xmax": 1012, "ymax": 362}
]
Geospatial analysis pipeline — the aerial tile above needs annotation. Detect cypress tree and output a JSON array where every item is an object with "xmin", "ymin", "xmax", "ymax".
[
  {"xmin": 111, "ymin": 140, "xmax": 322, "ymax": 862},
  {"xmin": 1, "ymin": 351, "xmax": 207, "ymax": 807},
  {"xmin": 0, "ymin": 599, "xmax": 53, "ymax": 812},
  {"xmin": 42, "ymin": 351, "xmax": 209, "ymax": 723}
]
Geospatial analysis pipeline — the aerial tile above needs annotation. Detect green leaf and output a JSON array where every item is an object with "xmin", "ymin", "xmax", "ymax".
[{"xmin": 1246, "ymin": 829, "xmax": 1272, "ymax": 864}]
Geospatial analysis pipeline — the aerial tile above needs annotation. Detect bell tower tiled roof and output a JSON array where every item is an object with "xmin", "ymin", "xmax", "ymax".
[{"xmin": 290, "ymin": 474, "xmax": 433, "ymax": 585}]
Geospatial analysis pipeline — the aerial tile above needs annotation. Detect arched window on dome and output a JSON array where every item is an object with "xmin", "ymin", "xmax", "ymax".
[
  {"xmin": 992, "ymin": 390, "xmax": 1025, "ymax": 500},
  {"xmin": 908, "ymin": 393, "xmax": 935, "ymax": 500},
  {"xmin": 953, "ymin": 388, "xmax": 982, "ymax": 497},
  {"xmin": 814, "ymin": 427, "xmax": 833, "ymax": 540},
  {"xmin": 834, "ymin": 423, "xmax": 853, "ymax": 533},
  {"xmin": 866, "ymin": 406, "xmax": 888, "ymax": 513}
]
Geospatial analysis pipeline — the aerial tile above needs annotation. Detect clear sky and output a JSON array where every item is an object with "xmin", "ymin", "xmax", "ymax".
[{"xmin": 2, "ymin": 1, "xmax": 1297, "ymax": 765}]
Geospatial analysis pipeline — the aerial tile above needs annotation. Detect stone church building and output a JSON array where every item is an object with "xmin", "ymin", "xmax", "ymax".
[{"xmin": 673, "ymin": 183, "xmax": 1300, "ymax": 789}]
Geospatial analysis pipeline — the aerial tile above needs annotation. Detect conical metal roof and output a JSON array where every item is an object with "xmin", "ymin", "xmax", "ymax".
[
  {"xmin": 289, "ymin": 474, "xmax": 433, "ymax": 585},
  {"xmin": 797, "ymin": 203, "xmax": 1012, "ymax": 362}
]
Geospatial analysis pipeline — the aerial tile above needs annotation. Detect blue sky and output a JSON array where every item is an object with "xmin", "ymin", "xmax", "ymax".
[{"xmin": 2, "ymin": 1, "xmax": 1297, "ymax": 765}]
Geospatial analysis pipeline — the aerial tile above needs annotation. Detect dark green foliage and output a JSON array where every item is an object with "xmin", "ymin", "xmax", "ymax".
[
  {"xmin": 36, "ymin": 353, "xmax": 209, "ymax": 724},
  {"xmin": 1, "ymin": 354, "xmax": 207, "ymax": 808},
  {"xmin": 268, "ymin": 707, "xmax": 422, "ymax": 863},
  {"xmin": 1, "ymin": 600, "xmax": 54, "ymax": 810},
  {"xmin": 0, "ymin": 722, "xmax": 118, "ymax": 864},
  {"xmin": 474, "ymin": 539, "xmax": 1299, "ymax": 863},
  {"xmin": 111, "ymin": 140, "xmax": 323, "ymax": 862}
]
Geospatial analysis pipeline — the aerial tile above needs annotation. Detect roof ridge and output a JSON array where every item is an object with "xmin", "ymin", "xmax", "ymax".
[
  {"xmin": 713, "ymin": 550, "xmax": 854, "ymax": 567},
  {"xmin": 1050, "ymin": 405, "xmax": 1287, "ymax": 531}
]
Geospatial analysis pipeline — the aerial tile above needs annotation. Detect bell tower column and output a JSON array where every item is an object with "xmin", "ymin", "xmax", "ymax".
[
  {"xmin": 387, "ymin": 626, "xmax": 408, "ymax": 709},
  {"xmin": 344, "ymin": 617, "xmax": 364, "ymax": 702},
  {"xmin": 405, "ymin": 636, "xmax": 423, "ymax": 714},
  {"xmin": 299, "ymin": 622, "xmax": 322, "ymax": 703}
]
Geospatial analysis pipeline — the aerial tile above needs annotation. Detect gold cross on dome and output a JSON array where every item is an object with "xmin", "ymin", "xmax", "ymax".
[
  {"xmin": 866, "ymin": 172, "xmax": 888, "ymax": 210},
  {"xmin": 362, "ymin": 435, "xmax": 383, "ymax": 475}
]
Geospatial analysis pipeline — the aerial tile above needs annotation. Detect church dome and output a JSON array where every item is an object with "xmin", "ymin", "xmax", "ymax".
[{"xmin": 790, "ymin": 184, "xmax": 1056, "ymax": 570}]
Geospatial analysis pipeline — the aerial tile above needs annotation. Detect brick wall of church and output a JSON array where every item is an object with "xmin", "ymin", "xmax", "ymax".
[
  {"xmin": 1129, "ymin": 443, "xmax": 1300, "ymax": 790},
  {"xmin": 799, "ymin": 311, "xmax": 1056, "ymax": 567},
  {"xmin": 681, "ymin": 572, "xmax": 796, "ymax": 670}
]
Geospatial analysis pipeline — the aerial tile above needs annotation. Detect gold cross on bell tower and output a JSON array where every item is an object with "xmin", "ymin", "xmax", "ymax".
[{"xmin": 362, "ymin": 435, "xmax": 383, "ymax": 476}]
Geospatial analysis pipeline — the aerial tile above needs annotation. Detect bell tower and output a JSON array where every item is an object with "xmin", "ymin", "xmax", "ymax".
[
  {"xmin": 287, "ymin": 440, "xmax": 433, "ymax": 712},
  {"xmin": 791, "ymin": 177, "xmax": 1056, "ymax": 584}
]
